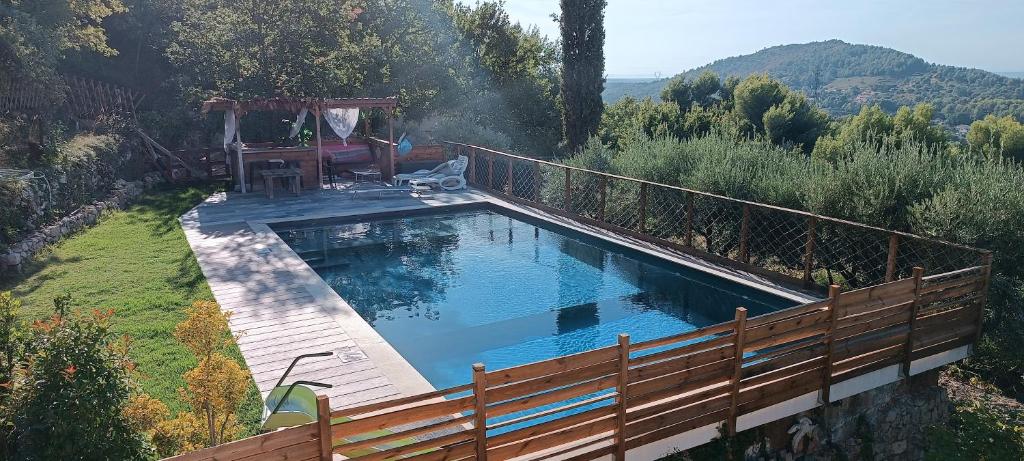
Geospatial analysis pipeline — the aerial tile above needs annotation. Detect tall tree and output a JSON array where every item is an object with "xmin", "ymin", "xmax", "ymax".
[{"xmin": 558, "ymin": 0, "xmax": 606, "ymax": 153}]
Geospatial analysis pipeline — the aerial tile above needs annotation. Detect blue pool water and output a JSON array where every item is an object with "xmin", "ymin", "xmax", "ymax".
[{"xmin": 274, "ymin": 207, "xmax": 796, "ymax": 390}]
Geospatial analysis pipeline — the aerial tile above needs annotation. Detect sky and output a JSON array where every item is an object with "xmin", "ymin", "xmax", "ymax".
[{"xmin": 503, "ymin": 0, "xmax": 1024, "ymax": 78}]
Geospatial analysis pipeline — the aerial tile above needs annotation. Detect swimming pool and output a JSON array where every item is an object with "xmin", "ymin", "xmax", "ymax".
[{"xmin": 274, "ymin": 206, "xmax": 797, "ymax": 390}]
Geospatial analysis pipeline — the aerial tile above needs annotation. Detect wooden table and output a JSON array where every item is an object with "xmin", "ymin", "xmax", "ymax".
[
  {"xmin": 236, "ymin": 146, "xmax": 319, "ymax": 193},
  {"xmin": 259, "ymin": 168, "xmax": 302, "ymax": 199}
]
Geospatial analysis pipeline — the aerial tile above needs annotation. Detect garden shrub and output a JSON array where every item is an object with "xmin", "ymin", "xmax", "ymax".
[{"xmin": 0, "ymin": 295, "xmax": 152, "ymax": 460}]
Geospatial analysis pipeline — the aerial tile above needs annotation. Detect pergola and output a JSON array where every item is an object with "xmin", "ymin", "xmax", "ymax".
[{"xmin": 201, "ymin": 96, "xmax": 400, "ymax": 193}]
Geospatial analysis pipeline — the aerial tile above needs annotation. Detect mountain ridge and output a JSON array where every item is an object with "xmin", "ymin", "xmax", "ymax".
[{"xmin": 603, "ymin": 40, "xmax": 1024, "ymax": 125}]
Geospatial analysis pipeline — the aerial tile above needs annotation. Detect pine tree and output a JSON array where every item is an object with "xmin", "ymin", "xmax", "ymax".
[{"xmin": 559, "ymin": 0, "xmax": 607, "ymax": 153}]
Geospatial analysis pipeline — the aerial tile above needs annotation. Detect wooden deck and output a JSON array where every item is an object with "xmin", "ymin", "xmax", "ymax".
[{"xmin": 181, "ymin": 185, "xmax": 489, "ymax": 408}]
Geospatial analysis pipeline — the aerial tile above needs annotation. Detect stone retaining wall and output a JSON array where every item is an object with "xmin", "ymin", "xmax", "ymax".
[
  {"xmin": 731, "ymin": 370, "xmax": 950, "ymax": 461},
  {"xmin": 0, "ymin": 172, "xmax": 164, "ymax": 275}
]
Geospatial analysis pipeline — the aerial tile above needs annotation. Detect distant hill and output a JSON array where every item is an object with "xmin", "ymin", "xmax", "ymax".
[
  {"xmin": 603, "ymin": 78, "xmax": 669, "ymax": 103},
  {"xmin": 604, "ymin": 40, "xmax": 1024, "ymax": 125}
]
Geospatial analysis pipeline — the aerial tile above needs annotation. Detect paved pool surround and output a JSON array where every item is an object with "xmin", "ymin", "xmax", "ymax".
[{"xmin": 180, "ymin": 185, "xmax": 815, "ymax": 410}]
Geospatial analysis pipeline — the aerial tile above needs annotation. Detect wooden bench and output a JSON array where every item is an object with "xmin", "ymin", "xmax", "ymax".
[{"xmin": 259, "ymin": 168, "xmax": 302, "ymax": 198}]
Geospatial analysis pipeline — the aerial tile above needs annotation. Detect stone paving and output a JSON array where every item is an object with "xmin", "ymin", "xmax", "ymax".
[{"xmin": 181, "ymin": 185, "xmax": 488, "ymax": 409}]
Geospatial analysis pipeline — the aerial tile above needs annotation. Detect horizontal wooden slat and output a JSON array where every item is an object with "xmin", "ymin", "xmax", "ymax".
[
  {"xmin": 913, "ymin": 323, "xmax": 976, "ymax": 349},
  {"xmin": 630, "ymin": 321, "xmax": 735, "ymax": 351},
  {"xmin": 486, "ymin": 416, "xmax": 617, "ymax": 460},
  {"xmin": 629, "ymin": 335, "xmax": 734, "ymax": 367},
  {"xmin": 485, "ymin": 346, "xmax": 618, "ymax": 386},
  {"xmin": 402, "ymin": 440, "xmax": 476, "ymax": 461},
  {"xmin": 831, "ymin": 343, "xmax": 904, "ymax": 375},
  {"xmin": 624, "ymin": 409, "xmax": 727, "ymax": 450},
  {"xmin": 235, "ymin": 441, "xmax": 320, "ymax": 461},
  {"xmin": 914, "ymin": 305, "xmax": 978, "ymax": 332},
  {"xmin": 741, "ymin": 343, "xmax": 826, "ymax": 378},
  {"xmin": 349, "ymin": 429, "xmax": 475, "ymax": 461},
  {"xmin": 744, "ymin": 321, "xmax": 825, "ymax": 352},
  {"xmin": 487, "ymin": 360, "xmax": 618, "ymax": 404},
  {"xmin": 741, "ymin": 355, "xmax": 825, "ymax": 389},
  {"xmin": 745, "ymin": 309, "xmax": 831, "ymax": 344},
  {"xmin": 331, "ymin": 383, "xmax": 473, "ymax": 418},
  {"xmin": 921, "ymin": 265, "xmax": 984, "ymax": 282},
  {"xmin": 736, "ymin": 367, "xmax": 823, "ymax": 410},
  {"xmin": 628, "ymin": 343, "xmax": 734, "ymax": 382},
  {"xmin": 920, "ymin": 274, "xmax": 984, "ymax": 295},
  {"xmin": 626, "ymin": 385, "xmax": 731, "ymax": 424},
  {"xmin": 835, "ymin": 305, "xmax": 911, "ymax": 341},
  {"xmin": 625, "ymin": 374, "xmax": 732, "ymax": 409},
  {"xmin": 489, "ymin": 394, "xmax": 615, "ymax": 430},
  {"xmin": 624, "ymin": 394, "xmax": 731, "ymax": 439},
  {"xmin": 626, "ymin": 358, "xmax": 733, "ymax": 401},
  {"xmin": 838, "ymin": 278, "xmax": 916, "ymax": 306},
  {"xmin": 737, "ymin": 375, "xmax": 822, "ymax": 415},
  {"xmin": 746, "ymin": 299, "xmax": 830, "ymax": 328},
  {"xmin": 164, "ymin": 423, "xmax": 318, "ymax": 461},
  {"xmin": 333, "ymin": 414, "xmax": 474, "ymax": 455},
  {"xmin": 487, "ymin": 375, "xmax": 618, "ymax": 418},
  {"xmin": 332, "ymin": 396, "xmax": 475, "ymax": 438},
  {"xmin": 488, "ymin": 405, "xmax": 616, "ymax": 448},
  {"xmin": 919, "ymin": 280, "xmax": 984, "ymax": 305},
  {"xmin": 831, "ymin": 327, "xmax": 908, "ymax": 363}
]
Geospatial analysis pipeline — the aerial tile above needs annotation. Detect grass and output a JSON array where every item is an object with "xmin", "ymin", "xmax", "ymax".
[{"xmin": 0, "ymin": 183, "xmax": 264, "ymax": 435}]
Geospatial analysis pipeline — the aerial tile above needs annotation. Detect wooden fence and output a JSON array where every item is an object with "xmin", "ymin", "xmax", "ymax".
[
  {"xmin": 163, "ymin": 144, "xmax": 990, "ymax": 461},
  {"xmin": 0, "ymin": 76, "xmax": 139, "ymax": 118},
  {"xmin": 164, "ymin": 263, "xmax": 987, "ymax": 461}
]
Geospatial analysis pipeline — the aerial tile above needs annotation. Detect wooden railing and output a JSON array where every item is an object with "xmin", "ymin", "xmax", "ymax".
[
  {"xmin": 165, "ymin": 263, "xmax": 986, "ymax": 461},
  {"xmin": 441, "ymin": 142, "xmax": 988, "ymax": 292},
  {"xmin": 162, "ymin": 144, "xmax": 991, "ymax": 461}
]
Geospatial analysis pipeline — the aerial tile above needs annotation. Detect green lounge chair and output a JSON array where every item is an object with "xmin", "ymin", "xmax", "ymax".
[{"xmin": 261, "ymin": 352, "xmax": 334, "ymax": 431}]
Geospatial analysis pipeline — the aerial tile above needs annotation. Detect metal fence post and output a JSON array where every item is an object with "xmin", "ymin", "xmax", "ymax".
[
  {"xmin": 533, "ymin": 162, "xmax": 541, "ymax": 202},
  {"xmin": 469, "ymin": 147, "xmax": 477, "ymax": 185},
  {"xmin": 727, "ymin": 307, "xmax": 748, "ymax": 436},
  {"xmin": 902, "ymin": 267, "xmax": 925, "ymax": 379},
  {"xmin": 821, "ymin": 285, "xmax": 841, "ymax": 405},
  {"xmin": 316, "ymin": 395, "xmax": 332, "ymax": 461},
  {"xmin": 614, "ymin": 334, "xmax": 630, "ymax": 461},
  {"xmin": 472, "ymin": 364, "xmax": 488, "ymax": 460}
]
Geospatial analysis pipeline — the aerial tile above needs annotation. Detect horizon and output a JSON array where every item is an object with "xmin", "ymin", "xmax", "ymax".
[{"xmin": 505, "ymin": 0, "xmax": 1024, "ymax": 78}]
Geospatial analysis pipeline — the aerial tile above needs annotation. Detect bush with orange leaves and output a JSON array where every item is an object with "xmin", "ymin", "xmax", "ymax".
[{"xmin": 150, "ymin": 300, "xmax": 250, "ymax": 456}]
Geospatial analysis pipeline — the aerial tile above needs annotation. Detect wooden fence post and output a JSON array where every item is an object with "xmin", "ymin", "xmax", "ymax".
[
  {"xmin": 684, "ymin": 192, "xmax": 695, "ymax": 247},
  {"xmin": 614, "ymin": 334, "xmax": 630, "ymax": 461},
  {"xmin": 885, "ymin": 234, "xmax": 900, "ymax": 282},
  {"xmin": 727, "ymin": 307, "xmax": 748, "ymax": 436},
  {"xmin": 973, "ymin": 251, "xmax": 993, "ymax": 345},
  {"xmin": 902, "ymin": 267, "xmax": 925, "ymax": 379},
  {"xmin": 532, "ymin": 161, "xmax": 541, "ymax": 202},
  {"xmin": 597, "ymin": 176, "xmax": 608, "ymax": 222},
  {"xmin": 820, "ymin": 285, "xmax": 841, "ymax": 405},
  {"xmin": 638, "ymin": 183, "xmax": 648, "ymax": 233},
  {"xmin": 472, "ymin": 364, "xmax": 488, "ymax": 461},
  {"xmin": 739, "ymin": 204, "xmax": 751, "ymax": 264},
  {"xmin": 487, "ymin": 154, "xmax": 494, "ymax": 190},
  {"xmin": 803, "ymin": 216, "xmax": 817, "ymax": 287},
  {"xmin": 316, "ymin": 395, "xmax": 332, "ymax": 461},
  {"xmin": 507, "ymin": 157, "xmax": 514, "ymax": 195},
  {"xmin": 563, "ymin": 167, "xmax": 572, "ymax": 212},
  {"xmin": 469, "ymin": 147, "xmax": 477, "ymax": 185}
]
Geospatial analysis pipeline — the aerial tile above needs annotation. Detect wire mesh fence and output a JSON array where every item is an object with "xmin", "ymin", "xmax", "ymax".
[{"xmin": 442, "ymin": 142, "xmax": 988, "ymax": 290}]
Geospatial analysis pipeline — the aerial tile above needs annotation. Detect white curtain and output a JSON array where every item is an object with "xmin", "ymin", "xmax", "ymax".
[
  {"xmin": 223, "ymin": 110, "xmax": 238, "ymax": 151},
  {"xmin": 288, "ymin": 108, "xmax": 309, "ymax": 139},
  {"xmin": 323, "ymin": 108, "xmax": 359, "ymax": 145}
]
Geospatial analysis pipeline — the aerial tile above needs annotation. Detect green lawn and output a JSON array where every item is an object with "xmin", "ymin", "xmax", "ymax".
[{"xmin": 0, "ymin": 184, "xmax": 263, "ymax": 435}]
